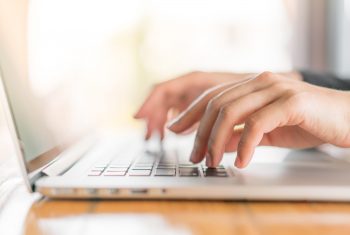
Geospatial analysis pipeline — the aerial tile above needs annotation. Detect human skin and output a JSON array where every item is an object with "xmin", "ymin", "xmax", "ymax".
[
  {"xmin": 135, "ymin": 71, "xmax": 350, "ymax": 168},
  {"xmin": 134, "ymin": 71, "xmax": 255, "ymax": 139}
]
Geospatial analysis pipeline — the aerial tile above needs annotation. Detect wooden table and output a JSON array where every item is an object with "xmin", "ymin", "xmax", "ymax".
[{"xmin": 23, "ymin": 198, "xmax": 350, "ymax": 235}]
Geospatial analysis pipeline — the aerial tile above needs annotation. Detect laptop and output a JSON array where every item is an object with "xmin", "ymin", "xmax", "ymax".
[{"xmin": 2, "ymin": 0, "xmax": 350, "ymax": 201}]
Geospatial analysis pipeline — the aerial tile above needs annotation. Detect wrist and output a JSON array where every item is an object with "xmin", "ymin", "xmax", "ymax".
[{"xmin": 280, "ymin": 71, "xmax": 303, "ymax": 81}]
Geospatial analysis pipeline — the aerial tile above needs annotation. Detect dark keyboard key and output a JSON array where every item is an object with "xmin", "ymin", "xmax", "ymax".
[
  {"xmin": 129, "ymin": 170, "xmax": 151, "ymax": 176},
  {"xmin": 203, "ymin": 168, "xmax": 228, "ymax": 177},
  {"xmin": 204, "ymin": 172, "xmax": 228, "ymax": 177},
  {"xmin": 155, "ymin": 168, "xmax": 176, "ymax": 176},
  {"xmin": 179, "ymin": 167, "xmax": 199, "ymax": 177},
  {"xmin": 203, "ymin": 167, "xmax": 226, "ymax": 172},
  {"xmin": 202, "ymin": 165, "xmax": 225, "ymax": 169}
]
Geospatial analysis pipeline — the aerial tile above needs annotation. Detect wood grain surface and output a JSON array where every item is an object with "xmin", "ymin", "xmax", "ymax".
[{"xmin": 23, "ymin": 199, "xmax": 350, "ymax": 235}]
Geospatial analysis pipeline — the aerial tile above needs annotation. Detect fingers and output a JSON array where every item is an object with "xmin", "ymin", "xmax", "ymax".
[
  {"xmin": 135, "ymin": 71, "xmax": 255, "ymax": 140},
  {"xmin": 204, "ymin": 86, "xmax": 283, "ymax": 167},
  {"xmin": 190, "ymin": 77, "xmax": 275, "ymax": 164},
  {"xmin": 234, "ymin": 99, "xmax": 288, "ymax": 168},
  {"xmin": 135, "ymin": 80, "xmax": 183, "ymax": 139},
  {"xmin": 168, "ymin": 78, "xmax": 253, "ymax": 133},
  {"xmin": 135, "ymin": 72, "xmax": 218, "ymax": 140},
  {"xmin": 177, "ymin": 122, "xmax": 200, "ymax": 135},
  {"xmin": 187, "ymin": 81, "xmax": 258, "ymax": 164},
  {"xmin": 145, "ymin": 109, "xmax": 168, "ymax": 140}
]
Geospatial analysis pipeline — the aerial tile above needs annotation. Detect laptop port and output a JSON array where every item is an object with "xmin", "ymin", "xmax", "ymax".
[
  {"xmin": 109, "ymin": 188, "xmax": 119, "ymax": 195},
  {"xmin": 85, "ymin": 188, "xmax": 98, "ymax": 196},
  {"xmin": 130, "ymin": 188, "xmax": 148, "ymax": 195}
]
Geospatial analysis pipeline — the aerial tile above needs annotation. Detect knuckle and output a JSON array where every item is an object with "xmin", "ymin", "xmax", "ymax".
[
  {"xmin": 202, "ymin": 87, "xmax": 213, "ymax": 96},
  {"xmin": 238, "ymin": 137, "xmax": 247, "ymax": 149},
  {"xmin": 271, "ymin": 82, "xmax": 290, "ymax": 92},
  {"xmin": 257, "ymin": 71, "xmax": 275, "ymax": 81},
  {"xmin": 284, "ymin": 88, "xmax": 298, "ymax": 98},
  {"xmin": 195, "ymin": 130, "xmax": 205, "ymax": 142},
  {"xmin": 218, "ymin": 105, "xmax": 234, "ymax": 121},
  {"xmin": 152, "ymin": 82, "xmax": 163, "ymax": 92},
  {"xmin": 207, "ymin": 97, "xmax": 222, "ymax": 113},
  {"xmin": 245, "ymin": 116, "xmax": 260, "ymax": 133}
]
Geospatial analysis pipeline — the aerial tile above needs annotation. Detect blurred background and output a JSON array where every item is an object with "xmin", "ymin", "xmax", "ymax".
[{"xmin": 0, "ymin": 0, "xmax": 350, "ymax": 165}]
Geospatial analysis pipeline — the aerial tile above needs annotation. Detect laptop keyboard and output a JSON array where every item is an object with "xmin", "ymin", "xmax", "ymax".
[{"xmin": 87, "ymin": 149, "xmax": 230, "ymax": 178}]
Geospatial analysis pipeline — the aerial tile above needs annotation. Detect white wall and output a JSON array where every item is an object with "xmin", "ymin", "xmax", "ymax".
[{"xmin": 327, "ymin": 0, "xmax": 350, "ymax": 78}]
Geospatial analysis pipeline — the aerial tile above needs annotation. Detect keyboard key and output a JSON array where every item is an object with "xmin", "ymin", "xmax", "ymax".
[
  {"xmin": 104, "ymin": 171, "xmax": 126, "ymax": 176},
  {"xmin": 203, "ymin": 167, "xmax": 226, "ymax": 172},
  {"xmin": 109, "ymin": 164, "xmax": 130, "ymax": 168},
  {"xmin": 157, "ymin": 164, "xmax": 176, "ymax": 168},
  {"xmin": 155, "ymin": 168, "xmax": 176, "ymax": 176},
  {"xmin": 159, "ymin": 159, "xmax": 176, "ymax": 164},
  {"xmin": 203, "ymin": 168, "xmax": 228, "ymax": 177},
  {"xmin": 179, "ymin": 167, "xmax": 198, "ymax": 171},
  {"xmin": 134, "ymin": 163, "xmax": 154, "ymax": 167},
  {"xmin": 179, "ymin": 164, "xmax": 197, "ymax": 168},
  {"xmin": 88, "ymin": 171, "xmax": 102, "ymax": 176},
  {"xmin": 107, "ymin": 167, "xmax": 128, "ymax": 171},
  {"xmin": 179, "ymin": 167, "xmax": 199, "ymax": 177},
  {"xmin": 129, "ymin": 170, "xmax": 151, "ymax": 176},
  {"xmin": 202, "ymin": 165, "xmax": 225, "ymax": 169},
  {"xmin": 131, "ymin": 166, "xmax": 153, "ymax": 170},
  {"xmin": 204, "ymin": 172, "xmax": 228, "ymax": 177}
]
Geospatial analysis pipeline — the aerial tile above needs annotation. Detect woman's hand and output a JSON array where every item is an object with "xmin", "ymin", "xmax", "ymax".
[
  {"xmin": 134, "ymin": 71, "xmax": 253, "ymax": 139},
  {"xmin": 168, "ymin": 72, "xmax": 350, "ymax": 168}
]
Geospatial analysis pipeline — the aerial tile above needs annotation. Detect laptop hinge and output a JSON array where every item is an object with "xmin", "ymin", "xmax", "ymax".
[{"xmin": 41, "ymin": 136, "xmax": 95, "ymax": 177}]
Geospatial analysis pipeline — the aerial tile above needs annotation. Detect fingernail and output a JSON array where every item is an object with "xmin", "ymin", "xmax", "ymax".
[
  {"xmin": 167, "ymin": 113, "xmax": 185, "ymax": 129},
  {"xmin": 167, "ymin": 118, "xmax": 179, "ymax": 129},
  {"xmin": 205, "ymin": 153, "xmax": 212, "ymax": 167},
  {"xmin": 234, "ymin": 155, "xmax": 241, "ymax": 168}
]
